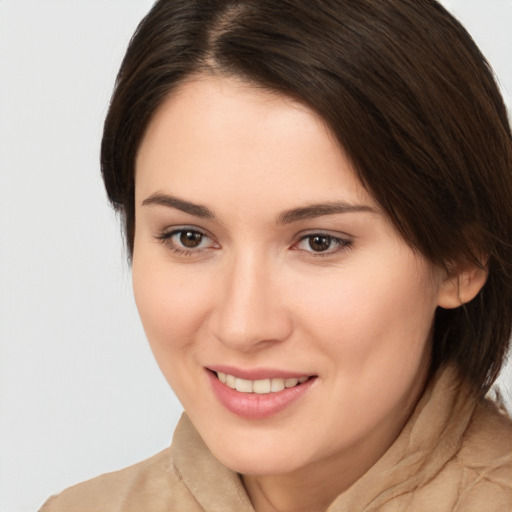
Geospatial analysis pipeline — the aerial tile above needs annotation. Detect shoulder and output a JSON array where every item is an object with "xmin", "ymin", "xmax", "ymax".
[
  {"xmin": 437, "ymin": 398, "xmax": 512, "ymax": 511},
  {"xmin": 459, "ymin": 399, "xmax": 512, "ymax": 497},
  {"xmin": 38, "ymin": 413, "xmax": 252, "ymax": 512},
  {"xmin": 461, "ymin": 398, "xmax": 512, "ymax": 464},
  {"xmin": 38, "ymin": 446, "xmax": 202, "ymax": 512},
  {"xmin": 385, "ymin": 397, "xmax": 512, "ymax": 512}
]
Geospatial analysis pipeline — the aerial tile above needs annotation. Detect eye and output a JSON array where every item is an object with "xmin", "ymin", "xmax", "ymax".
[
  {"xmin": 156, "ymin": 227, "xmax": 217, "ymax": 255},
  {"xmin": 294, "ymin": 233, "xmax": 351, "ymax": 255},
  {"xmin": 176, "ymin": 230, "xmax": 205, "ymax": 248}
]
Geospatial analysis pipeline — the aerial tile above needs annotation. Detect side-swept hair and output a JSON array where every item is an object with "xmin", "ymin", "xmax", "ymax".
[{"xmin": 101, "ymin": 0, "xmax": 512, "ymax": 393}]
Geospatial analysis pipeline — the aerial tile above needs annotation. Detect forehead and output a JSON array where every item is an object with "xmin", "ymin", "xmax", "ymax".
[{"xmin": 135, "ymin": 75, "xmax": 373, "ymax": 210}]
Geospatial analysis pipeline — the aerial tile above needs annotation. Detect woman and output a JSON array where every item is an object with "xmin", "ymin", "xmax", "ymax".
[{"xmin": 41, "ymin": 0, "xmax": 512, "ymax": 510}]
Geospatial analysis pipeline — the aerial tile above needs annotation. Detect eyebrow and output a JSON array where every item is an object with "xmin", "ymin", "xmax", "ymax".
[
  {"xmin": 142, "ymin": 193, "xmax": 215, "ymax": 219},
  {"xmin": 276, "ymin": 202, "xmax": 377, "ymax": 224},
  {"xmin": 142, "ymin": 192, "xmax": 376, "ymax": 223}
]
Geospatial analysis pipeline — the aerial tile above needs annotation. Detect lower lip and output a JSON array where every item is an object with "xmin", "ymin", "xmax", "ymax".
[{"xmin": 207, "ymin": 371, "xmax": 316, "ymax": 419}]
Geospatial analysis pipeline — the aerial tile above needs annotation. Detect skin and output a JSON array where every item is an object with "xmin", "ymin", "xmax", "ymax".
[{"xmin": 132, "ymin": 75, "xmax": 479, "ymax": 512}]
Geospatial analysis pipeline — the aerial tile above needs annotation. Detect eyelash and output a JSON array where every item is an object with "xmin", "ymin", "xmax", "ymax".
[
  {"xmin": 294, "ymin": 233, "xmax": 352, "ymax": 257},
  {"xmin": 155, "ymin": 228, "xmax": 353, "ymax": 258},
  {"xmin": 155, "ymin": 228, "xmax": 217, "ymax": 257}
]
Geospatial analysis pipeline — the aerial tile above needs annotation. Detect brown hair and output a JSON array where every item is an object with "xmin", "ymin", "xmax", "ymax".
[{"xmin": 101, "ymin": 0, "xmax": 512, "ymax": 393}]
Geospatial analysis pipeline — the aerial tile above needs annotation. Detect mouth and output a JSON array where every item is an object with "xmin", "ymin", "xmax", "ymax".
[
  {"xmin": 214, "ymin": 371, "xmax": 311, "ymax": 394},
  {"xmin": 207, "ymin": 368, "xmax": 317, "ymax": 419}
]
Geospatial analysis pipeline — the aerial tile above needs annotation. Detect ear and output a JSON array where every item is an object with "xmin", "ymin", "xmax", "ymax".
[{"xmin": 437, "ymin": 264, "xmax": 488, "ymax": 309}]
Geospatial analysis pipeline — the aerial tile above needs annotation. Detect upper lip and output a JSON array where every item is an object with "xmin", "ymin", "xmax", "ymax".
[{"xmin": 207, "ymin": 365, "xmax": 314, "ymax": 380}]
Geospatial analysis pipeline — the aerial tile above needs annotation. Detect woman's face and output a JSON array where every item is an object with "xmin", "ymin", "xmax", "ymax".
[{"xmin": 133, "ymin": 76, "xmax": 447, "ymax": 477}]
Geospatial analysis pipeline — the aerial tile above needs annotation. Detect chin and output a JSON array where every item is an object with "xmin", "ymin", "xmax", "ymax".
[
  {"xmin": 203, "ymin": 430, "xmax": 313, "ymax": 476},
  {"xmin": 215, "ymin": 449, "xmax": 303, "ymax": 476}
]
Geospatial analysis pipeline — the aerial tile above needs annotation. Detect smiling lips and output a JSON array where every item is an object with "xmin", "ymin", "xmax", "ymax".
[
  {"xmin": 217, "ymin": 372, "xmax": 309, "ymax": 394},
  {"xmin": 207, "ymin": 368, "xmax": 316, "ymax": 419}
]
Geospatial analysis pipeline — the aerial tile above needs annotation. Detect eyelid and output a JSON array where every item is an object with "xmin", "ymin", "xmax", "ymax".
[
  {"xmin": 292, "ymin": 230, "xmax": 353, "ymax": 256},
  {"xmin": 153, "ymin": 226, "xmax": 353, "ymax": 258},
  {"xmin": 155, "ymin": 225, "xmax": 219, "ymax": 255}
]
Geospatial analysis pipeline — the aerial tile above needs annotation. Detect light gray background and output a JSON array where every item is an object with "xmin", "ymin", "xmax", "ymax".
[{"xmin": 0, "ymin": 1, "xmax": 510, "ymax": 511}]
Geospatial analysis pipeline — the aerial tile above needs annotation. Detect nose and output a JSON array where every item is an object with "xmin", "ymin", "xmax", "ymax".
[{"xmin": 210, "ymin": 252, "xmax": 293, "ymax": 351}]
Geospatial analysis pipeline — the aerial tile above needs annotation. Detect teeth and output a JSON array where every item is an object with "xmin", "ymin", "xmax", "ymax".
[
  {"xmin": 235, "ymin": 378, "xmax": 253, "ymax": 393},
  {"xmin": 253, "ymin": 379, "xmax": 271, "ymax": 394},
  {"xmin": 270, "ymin": 378, "xmax": 285, "ymax": 392},
  {"xmin": 217, "ymin": 372, "xmax": 309, "ymax": 394},
  {"xmin": 226, "ymin": 374, "xmax": 236, "ymax": 388}
]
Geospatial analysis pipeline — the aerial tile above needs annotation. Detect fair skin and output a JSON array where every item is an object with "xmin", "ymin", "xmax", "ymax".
[{"xmin": 132, "ymin": 75, "xmax": 484, "ymax": 512}]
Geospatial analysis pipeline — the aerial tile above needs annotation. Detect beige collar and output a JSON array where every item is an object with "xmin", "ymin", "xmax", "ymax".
[{"xmin": 170, "ymin": 366, "xmax": 476, "ymax": 512}]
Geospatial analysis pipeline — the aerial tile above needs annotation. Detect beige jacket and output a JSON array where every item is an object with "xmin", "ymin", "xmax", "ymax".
[{"xmin": 40, "ymin": 366, "xmax": 512, "ymax": 511}]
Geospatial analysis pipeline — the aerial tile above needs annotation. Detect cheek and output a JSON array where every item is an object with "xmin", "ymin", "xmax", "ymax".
[
  {"xmin": 294, "ymin": 254, "xmax": 438, "ymax": 367},
  {"xmin": 131, "ymin": 252, "xmax": 212, "ymax": 358}
]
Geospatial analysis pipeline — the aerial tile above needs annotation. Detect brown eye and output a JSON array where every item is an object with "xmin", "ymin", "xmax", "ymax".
[
  {"xmin": 179, "ymin": 230, "xmax": 203, "ymax": 248},
  {"xmin": 294, "ymin": 232, "xmax": 351, "ymax": 256},
  {"xmin": 308, "ymin": 235, "xmax": 332, "ymax": 252},
  {"xmin": 157, "ymin": 228, "xmax": 217, "ymax": 256}
]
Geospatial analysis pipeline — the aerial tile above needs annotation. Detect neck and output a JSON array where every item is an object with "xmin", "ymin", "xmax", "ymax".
[
  {"xmin": 242, "ymin": 366, "xmax": 430, "ymax": 512},
  {"xmin": 242, "ymin": 455, "xmax": 366, "ymax": 512}
]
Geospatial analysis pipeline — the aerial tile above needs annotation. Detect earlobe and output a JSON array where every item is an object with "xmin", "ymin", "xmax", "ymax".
[{"xmin": 437, "ymin": 265, "xmax": 488, "ymax": 309}]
